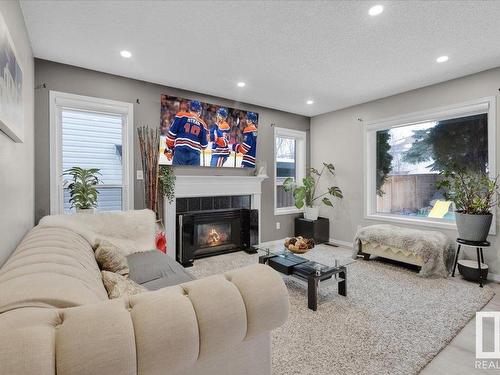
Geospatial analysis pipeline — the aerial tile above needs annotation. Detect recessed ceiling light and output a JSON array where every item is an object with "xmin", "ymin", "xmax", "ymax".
[
  {"xmin": 120, "ymin": 50, "xmax": 132, "ymax": 58},
  {"xmin": 237, "ymin": 81, "xmax": 246, "ymax": 87},
  {"xmin": 368, "ymin": 5, "xmax": 384, "ymax": 16},
  {"xmin": 306, "ymin": 100, "xmax": 314, "ymax": 105},
  {"xmin": 436, "ymin": 55, "xmax": 449, "ymax": 63}
]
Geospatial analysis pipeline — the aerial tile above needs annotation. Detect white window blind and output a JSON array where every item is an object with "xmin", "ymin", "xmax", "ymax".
[{"xmin": 61, "ymin": 109, "xmax": 124, "ymax": 212}]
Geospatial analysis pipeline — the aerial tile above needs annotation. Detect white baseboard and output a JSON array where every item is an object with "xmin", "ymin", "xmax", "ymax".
[
  {"xmin": 329, "ymin": 238, "xmax": 353, "ymax": 248},
  {"xmin": 487, "ymin": 272, "xmax": 500, "ymax": 283},
  {"xmin": 258, "ymin": 239, "xmax": 283, "ymax": 247}
]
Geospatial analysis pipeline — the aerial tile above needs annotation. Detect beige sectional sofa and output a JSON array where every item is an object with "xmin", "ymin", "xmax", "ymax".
[{"xmin": 0, "ymin": 212, "xmax": 289, "ymax": 375}]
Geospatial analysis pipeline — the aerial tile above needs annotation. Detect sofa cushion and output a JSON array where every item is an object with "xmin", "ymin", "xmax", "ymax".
[
  {"xmin": 0, "ymin": 226, "xmax": 108, "ymax": 313},
  {"xmin": 101, "ymin": 271, "xmax": 147, "ymax": 299},
  {"xmin": 95, "ymin": 241, "xmax": 129, "ymax": 277},
  {"xmin": 126, "ymin": 251, "xmax": 195, "ymax": 290}
]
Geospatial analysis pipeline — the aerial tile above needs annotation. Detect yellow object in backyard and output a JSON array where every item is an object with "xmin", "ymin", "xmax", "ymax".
[{"xmin": 428, "ymin": 200, "xmax": 452, "ymax": 218}]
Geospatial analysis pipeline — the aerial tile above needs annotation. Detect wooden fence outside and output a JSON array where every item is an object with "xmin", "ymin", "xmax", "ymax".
[{"xmin": 377, "ymin": 174, "xmax": 440, "ymax": 214}]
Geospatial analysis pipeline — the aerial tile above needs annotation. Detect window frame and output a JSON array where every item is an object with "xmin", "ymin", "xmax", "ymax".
[
  {"xmin": 364, "ymin": 96, "xmax": 496, "ymax": 233},
  {"xmin": 49, "ymin": 91, "xmax": 134, "ymax": 214},
  {"xmin": 274, "ymin": 127, "xmax": 307, "ymax": 216}
]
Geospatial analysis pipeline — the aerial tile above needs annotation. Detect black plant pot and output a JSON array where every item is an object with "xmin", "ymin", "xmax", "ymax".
[{"xmin": 458, "ymin": 260, "xmax": 488, "ymax": 282}]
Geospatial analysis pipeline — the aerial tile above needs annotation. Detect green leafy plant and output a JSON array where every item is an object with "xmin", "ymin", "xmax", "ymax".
[
  {"xmin": 283, "ymin": 162, "xmax": 343, "ymax": 209},
  {"xmin": 159, "ymin": 165, "xmax": 176, "ymax": 204},
  {"xmin": 376, "ymin": 130, "xmax": 393, "ymax": 196},
  {"xmin": 63, "ymin": 167, "xmax": 101, "ymax": 209},
  {"xmin": 436, "ymin": 168, "xmax": 500, "ymax": 215}
]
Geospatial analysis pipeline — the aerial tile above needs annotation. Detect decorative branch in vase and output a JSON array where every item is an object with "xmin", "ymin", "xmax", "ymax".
[
  {"xmin": 137, "ymin": 126, "xmax": 160, "ymax": 216},
  {"xmin": 283, "ymin": 162, "xmax": 343, "ymax": 220}
]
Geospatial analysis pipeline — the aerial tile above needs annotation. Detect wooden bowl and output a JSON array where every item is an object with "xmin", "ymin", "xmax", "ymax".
[
  {"xmin": 284, "ymin": 236, "xmax": 315, "ymax": 254},
  {"xmin": 286, "ymin": 246, "xmax": 311, "ymax": 254}
]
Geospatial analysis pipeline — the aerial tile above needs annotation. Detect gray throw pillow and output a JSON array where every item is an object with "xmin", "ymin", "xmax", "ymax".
[
  {"xmin": 95, "ymin": 240, "xmax": 130, "ymax": 277},
  {"xmin": 126, "ymin": 250, "xmax": 195, "ymax": 288},
  {"xmin": 101, "ymin": 271, "xmax": 147, "ymax": 299}
]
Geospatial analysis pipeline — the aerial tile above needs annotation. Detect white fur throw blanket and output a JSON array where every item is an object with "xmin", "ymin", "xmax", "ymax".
[
  {"xmin": 353, "ymin": 224, "xmax": 455, "ymax": 278},
  {"xmin": 39, "ymin": 209, "xmax": 156, "ymax": 255}
]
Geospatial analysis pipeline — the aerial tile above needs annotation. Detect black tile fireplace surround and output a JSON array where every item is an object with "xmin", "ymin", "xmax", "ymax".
[{"xmin": 176, "ymin": 196, "xmax": 258, "ymax": 267}]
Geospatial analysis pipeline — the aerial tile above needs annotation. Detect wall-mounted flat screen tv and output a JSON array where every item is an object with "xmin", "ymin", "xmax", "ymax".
[{"xmin": 159, "ymin": 94, "xmax": 259, "ymax": 168}]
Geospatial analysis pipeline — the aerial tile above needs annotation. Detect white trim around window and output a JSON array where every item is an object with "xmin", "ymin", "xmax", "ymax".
[
  {"xmin": 274, "ymin": 127, "xmax": 307, "ymax": 216},
  {"xmin": 364, "ymin": 96, "xmax": 496, "ymax": 233},
  {"xmin": 49, "ymin": 91, "xmax": 134, "ymax": 214}
]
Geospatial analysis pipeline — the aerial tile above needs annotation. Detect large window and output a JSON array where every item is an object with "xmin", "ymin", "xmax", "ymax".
[
  {"xmin": 365, "ymin": 97, "xmax": 496, "ymax": 230},
  {"xmin": 274, "ymin": 127, "xmax": 307, "ymax": 215},
  {"xmin": 50, "ymin": 91, "xmax": 134, "ymax": 214}
]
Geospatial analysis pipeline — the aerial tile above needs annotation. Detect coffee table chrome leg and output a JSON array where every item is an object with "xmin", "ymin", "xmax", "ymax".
[
  {"xmin": 308, "ymin": 277, "xmax": 319, "ymax": 311},
  {"xmin": 338, "ymin": 268, "xmax": 346, "ymax": 296}
]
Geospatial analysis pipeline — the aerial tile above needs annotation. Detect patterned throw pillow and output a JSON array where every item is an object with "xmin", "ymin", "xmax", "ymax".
[
  {"xmin": 95, "ymin": 240, "xmax": 130, "ymax": 277},
  {"xmin": 101, "ymin": 271, "xmax": 147, "ymax": 299}
]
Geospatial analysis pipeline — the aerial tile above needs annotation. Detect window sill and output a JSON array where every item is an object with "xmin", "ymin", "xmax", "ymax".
[
  {"xmin": 365, "ymin": 213, "xmax": 497, "ymax": 235},
  {"xmin": 275, "ymin": 207, "xmax": 303, "ymax": 216}
]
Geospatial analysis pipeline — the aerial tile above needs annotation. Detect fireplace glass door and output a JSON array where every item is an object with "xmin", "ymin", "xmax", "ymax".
[{"xmin": 196, "ymin": 222, "xmax": 232, "ymax": 248}]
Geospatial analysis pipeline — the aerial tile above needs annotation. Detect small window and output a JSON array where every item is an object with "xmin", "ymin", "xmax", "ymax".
[
  {"xmin": 274, "ymin": 127, "xmax": 307, "ymax": 215},
  {"xmin": 50, "ymin": 92, "xmax": 134, "ymax": 214},
  {"xmin": 61, "ymin": 109, "xmax": 124, "ymax": 212}
]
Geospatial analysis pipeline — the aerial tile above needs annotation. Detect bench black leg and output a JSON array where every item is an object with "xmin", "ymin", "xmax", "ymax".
[
  {"xmin": 452, "ymin": 245, "xmax": 461, "ymax": 277},
  {"xmin": 477, "ymin": 248, "xmax": 483, "ymax": 288},
  {"xmin": 480, "ymin": 248, "xmax": 484, "ymax": 264}
]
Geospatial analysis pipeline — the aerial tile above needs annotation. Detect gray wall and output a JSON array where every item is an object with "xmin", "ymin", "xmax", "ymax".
[
  {"xmin": 34, "ymin": 59, "xmax": 310, "ymax": 242},
  {"xmin": 0, "ymin": 1, "xmax": 34, "ymax": 266},
  {"xmin": 311, "ymin": 67, "xmax": 500, "ymax": 276}
]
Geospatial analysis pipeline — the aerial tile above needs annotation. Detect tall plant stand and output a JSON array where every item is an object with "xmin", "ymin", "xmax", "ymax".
[{"xmin": 452, "ymin": 238, "xmax": 490, "ymax": 288}]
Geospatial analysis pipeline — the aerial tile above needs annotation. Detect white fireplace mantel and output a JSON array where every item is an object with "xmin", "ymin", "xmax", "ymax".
[{"xmin": 164, "ymin": 175, "xmax": 267, "ymax": 258}]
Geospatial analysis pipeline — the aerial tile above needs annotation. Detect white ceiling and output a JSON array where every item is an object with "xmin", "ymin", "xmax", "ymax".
[{"xmin": 20, "ymin": 1, "xmax": 500, "ymax": 117}]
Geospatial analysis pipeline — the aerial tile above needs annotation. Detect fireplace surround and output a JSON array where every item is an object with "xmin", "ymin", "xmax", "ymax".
[
  {"xmin": 177, "ymin": 207, "xmax": 258, "ymax": 266},
  {"xmin": 163, "ymin": 175, "xmax": 267, "ymax": 260}
]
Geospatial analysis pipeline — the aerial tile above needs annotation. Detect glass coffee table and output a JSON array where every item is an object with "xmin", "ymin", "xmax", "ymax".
[{"xmin": 257, "ymin": 247, "xmax": 355, "ymax": 311}]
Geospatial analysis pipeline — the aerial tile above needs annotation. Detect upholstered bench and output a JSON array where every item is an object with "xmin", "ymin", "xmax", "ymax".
[{"xmin": 353, "ymin": 224, "xmax": 455, "ymax": 277}]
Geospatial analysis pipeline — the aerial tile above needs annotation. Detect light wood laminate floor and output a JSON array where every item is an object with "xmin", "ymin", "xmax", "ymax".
[{"xmin": 421, "ymin": 282, "xmax": 500, "ymax": 374}]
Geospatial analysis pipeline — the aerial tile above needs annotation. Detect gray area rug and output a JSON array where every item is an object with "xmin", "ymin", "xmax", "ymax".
[{"xmin": 189, "ymin": 245, "xmax": 494, "ymax": 375}]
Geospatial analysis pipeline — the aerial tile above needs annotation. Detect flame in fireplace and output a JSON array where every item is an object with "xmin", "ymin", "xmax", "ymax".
[{"xmin": 208, "ymin": 228, "xmax": 221, "ymax": 245}]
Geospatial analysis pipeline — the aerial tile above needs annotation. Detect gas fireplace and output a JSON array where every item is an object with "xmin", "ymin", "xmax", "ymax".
[{"xmin": 176, "ymin": 206, "xmax": 258, "ymax": 267}]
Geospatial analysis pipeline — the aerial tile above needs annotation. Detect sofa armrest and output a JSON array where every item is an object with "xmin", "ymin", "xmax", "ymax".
[{"xmin": 54, "ymin": 264, "xmax": 289, "ymax": 375}]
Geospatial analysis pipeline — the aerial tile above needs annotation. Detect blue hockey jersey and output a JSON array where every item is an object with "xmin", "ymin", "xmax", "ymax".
[
  {"xmin": 233, "ymin": 125, "xmax": 258, "ymax": 168},
  {"xmin": 166, "ymin": 111, "xmax": 208, "ymax": 153},
  {"xmin": 210, "ymin": 123, "xmax": 230, "ymax": 156}
]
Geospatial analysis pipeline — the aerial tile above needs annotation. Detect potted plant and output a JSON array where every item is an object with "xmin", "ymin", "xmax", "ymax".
[
  {"xmin": 159, "ymin": 165, "xmax": 176, "ymax": 204},
  {"xmin": 283, "ymin": 162, "xmax": 343, "ymax": 220},
  {"xmin": 63, "ymin": 167, "xmax": 101, "ymax": 213},
  {"xmin": 437, "ymin": 168, "xmax": 500, "ymax": 242}
]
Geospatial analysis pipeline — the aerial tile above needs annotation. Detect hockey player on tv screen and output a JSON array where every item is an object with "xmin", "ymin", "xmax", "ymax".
[
  {"xmin": 231, "ymin": 111, "xmax": 258, "ymax": 168},
  {"xmin": 166, "ymin": 100, "xmax": 208, "ymax": 166},
  {"xmin": 209, "ymin": 107, "xmax": 231, "ymax": 167}
]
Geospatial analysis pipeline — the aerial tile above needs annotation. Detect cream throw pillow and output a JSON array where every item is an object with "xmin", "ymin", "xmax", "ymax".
[
  {"xmin": 101, "ymin": 271, "xmax": 147, "ymax": 299},
  {"xmin": 95, "ymin": 240, "xmax": 129, "ymax": 277}
]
